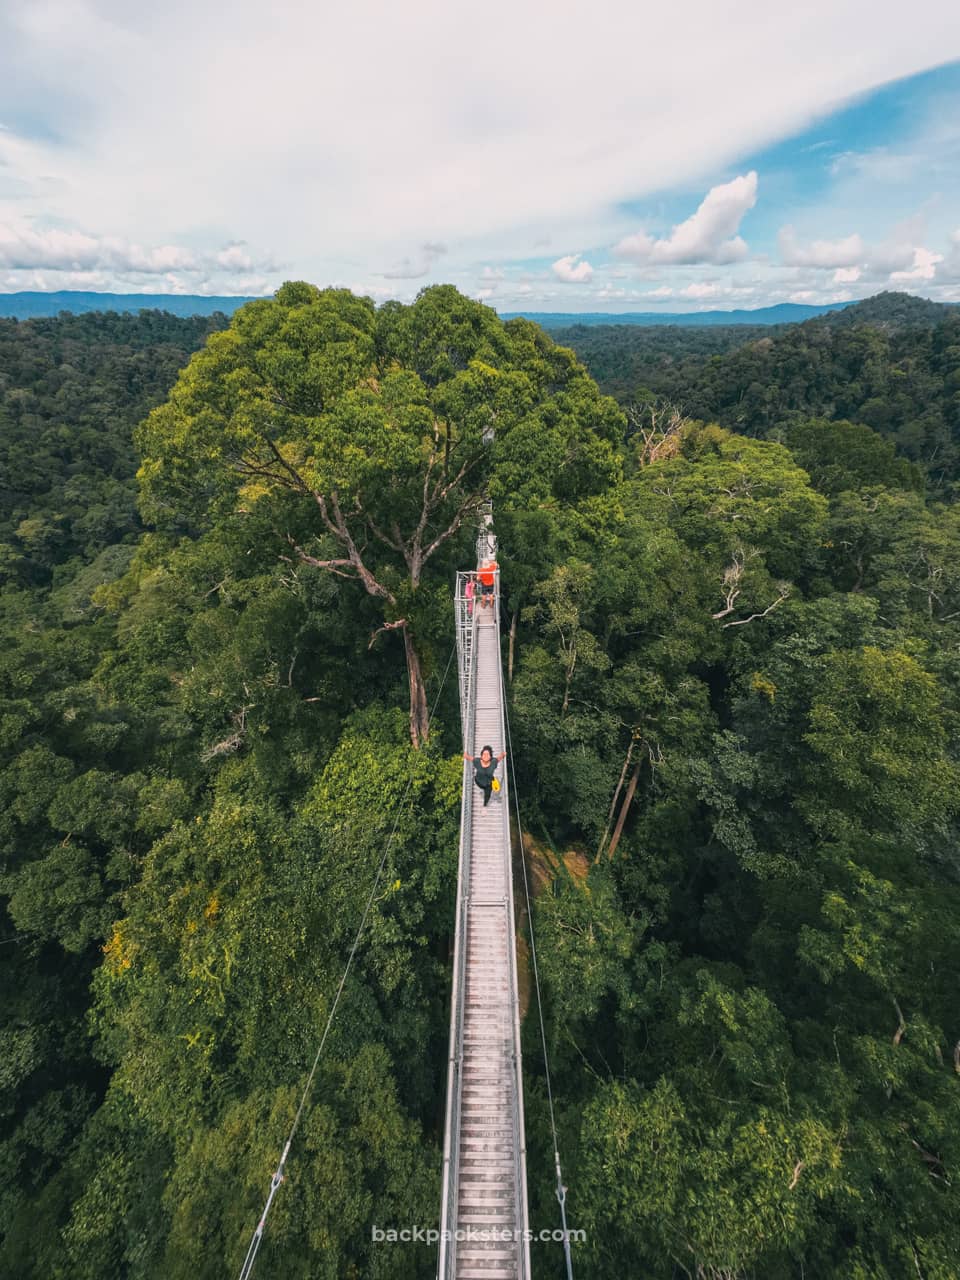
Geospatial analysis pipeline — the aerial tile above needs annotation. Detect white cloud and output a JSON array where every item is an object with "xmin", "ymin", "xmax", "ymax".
[
  {"xmin": 2, "ymin": 267, "xmax": 110, "ymax": 291},
  {"xmin": 215, "ymin": 243, "xmax": 257, "ymax": 272},
  {"xmin": 890, "ymin": 246, "xmax": 943, "ymax": 281},
  {"xmin": 1, "ymin": 0, "xmax": 957, "ymax": 295},
  {"xmin": 778, "ymin": 226, "xmax": 864, "ymax": 268},
  {"xmin": 778, "ymin": 215, "xmax": 953, "ymax": 287},
  {"xmin": 345, "ymin": 282, "xmax": 397, "ymax": 300},
  {"xmin": 646, "ymin": 286, "xmax": 674, "ymax": 298},
  {"xmin": 494, "ymin": 282, "xmax": 563, "ymax": 310},
  {"xmin": 0, "ymin": 221, "xmax": 197, "ymax": 272},
  {"xmin": 227, "ymin": 274, "xmax": 271, "ymax": 296},
  {"xmin": 615, "ymin": 172, "xmax": 757, "ymax": 265},
  {"xmin": 868, "ymin": 238, "xmax": 921, "ymax": 274},
  {"xmin": 829, "ymin": 147, "xmax": 925, "ymax": 184},
  {"xmin": 379, "ymin": 241, "xmax": 447, "ymax": 279},
  {"xmin": 943, "ymin": 229, "xmax": 960, "ymax": 281},
  {"xmin": 471, "ymin": 266, "xmax": 506, "ymax": 297},
  {"xmin": 0, "ymin": 218, "xmax": 279, "ymax": 293},
  {"xmin": 552, "ymin": 254, "xmax": 593, "ymax": 283},
  {"xmin": 679, "ymin": 282, "xmax": 720, "ymax": 299}
]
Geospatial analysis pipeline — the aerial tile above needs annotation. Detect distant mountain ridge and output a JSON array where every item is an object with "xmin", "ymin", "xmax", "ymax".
[
  {"xmin": 506, "ymin": 292, "xmax": 959, "ymax": 329},
  {"xmin": 812, "ymin": 290, "xmax": 957, "ymax": 329},
  {"xmin": 501, "ymin": 301, "xmax": 853, "ymax": 328},
  {"xmin": 0, "ymin": 287, "xmax": 955, "ymax": 328},
  {"xmin": 0, "ymin": 292, "xmax": 846, "ymax": 326},
  {"xmin": 0, "ymin": 291, "xmax": 261, "ymax": 319}
]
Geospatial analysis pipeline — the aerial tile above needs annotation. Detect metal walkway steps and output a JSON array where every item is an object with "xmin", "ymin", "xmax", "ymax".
[{"xmin": 438, "ymin": 552, "xmax": 531, "ymax": 1280}]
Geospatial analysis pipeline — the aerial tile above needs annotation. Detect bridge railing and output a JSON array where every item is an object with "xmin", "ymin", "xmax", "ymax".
[
  {"xmin": 492, "ymin": 593, "xmax": 532, "ymax": 1280},
  {"xmin": 438, "ymin": 566, "xmax": 530, "ymax": 1279},
  {"xmin": 454, "ymin": 572, "xmax": 478, "ymax": 730},
  {"xmin": 438, "ymin": 572, "xmax": 478, "ymax": 1277}
]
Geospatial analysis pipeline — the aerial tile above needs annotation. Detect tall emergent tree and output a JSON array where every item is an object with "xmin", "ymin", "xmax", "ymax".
[{"xmin": 137, "ymin": 282, "xmax": 622, "ymax": 745}]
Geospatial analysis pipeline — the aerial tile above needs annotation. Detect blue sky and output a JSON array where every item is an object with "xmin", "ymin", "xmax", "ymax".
[
  {"xmin": 1, "ymin": 1, "xmax": 959, "ymax": 312},
  {"xmin": 500, "ymin": 60, "xmax": 960, "ymax": 311}
]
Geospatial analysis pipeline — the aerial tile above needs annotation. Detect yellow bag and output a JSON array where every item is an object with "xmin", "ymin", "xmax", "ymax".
[{"xmin": 491, "ymin": 777, "xmax": 500, "ymax": 792}]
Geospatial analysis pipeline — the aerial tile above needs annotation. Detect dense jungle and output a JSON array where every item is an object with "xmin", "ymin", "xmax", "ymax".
[{"xmin": 1, "ymin": 285, "xmax": 959, "ymax": 1279}]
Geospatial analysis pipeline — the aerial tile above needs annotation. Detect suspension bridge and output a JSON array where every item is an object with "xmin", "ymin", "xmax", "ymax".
[
  {"xmin": 240, "ymin": 519, "xmax": 571, "ymax": 1280},
  {"xmin": 437, "ymin": 525, "xmax": 531, "ymax": 1278}
]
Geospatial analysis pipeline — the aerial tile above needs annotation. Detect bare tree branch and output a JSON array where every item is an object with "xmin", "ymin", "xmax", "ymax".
[
  {"xmin": 434, "ymin": 454, "xmax": 479, "ymax": 506},
  {"xmin": 322, "ymin": 490, "xmax": 397, "ymax": 604},
  {"xmin": 285, "ymin": 650, "xmax": 298, "ymax": 688},
  {"xmin": 282, "ymin": 539, "xmax": 357, "ymax": 580},
  {"xmin": 368, "ymin": 618, "xmax": 408, "ymax": 649},
  {"xmin": 421, "ymin": 491, "xmax": 486, "ymax": 565},
  {"xmin": 366, "ymin": 513, "xmax": 405, "ymax": 554},
  {"xmin": 627, "ymin": 401, "xmax": 689, "ymax": 467},
  {"xmin": 722, "ymin": 587, "xmax": 790, "ymax": 628},
  {"xmin": 907, "ymin": 1136, "xmax": 949, "ymax": 1182},
  {"xmin": 312, "ymin": 490, "xmax": 342, "ymax": 541},
  {"xmin": 263, "ymin": 435, "xmax": 313, "ymax": 493},
  {"xmin": 712, "ymin": 549, "xmax": 756, "ymax": 619},
  {"xmin": 892, "ymin": 996, "xmax": 907, "ymax": 1047},
  {"xmin": 711, "ymin": 591, "xmax": 742, "ymax": 622},
  {"xmin": 413, "ymin": 449, "xmax": 437, "ymax": 549},
  {"xmin": 201, "ymin": 702, "xmax": 254, "ymax": 762}
]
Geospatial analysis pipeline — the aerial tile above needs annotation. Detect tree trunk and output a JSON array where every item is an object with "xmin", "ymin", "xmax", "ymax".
[
  {"xmin": 596, "ymin": 741, "xmax": 634, "ymax": 862},
  {"xmin": 403, "ymin": 626, "xmax": 430, "ymax": 748},
  {"xmin": 606, "ymin": 762, "xmax": 641, "ymax": 860},
  {"xmin": 508, "ymin": 608, "xmax": 518, "ymax": 683},
  {"xmin": 561, "ymin": 648, "xmax": 576, "ymax": 714}
]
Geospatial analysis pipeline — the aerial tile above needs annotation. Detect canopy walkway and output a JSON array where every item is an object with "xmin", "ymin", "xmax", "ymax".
[
  {"xmin": 438, "ymin": 534, "xmax": 531, "ymax": 1279},
  {"xmin": 240, "ymin": 525, "xmax": 573, "ymax": 1280}
]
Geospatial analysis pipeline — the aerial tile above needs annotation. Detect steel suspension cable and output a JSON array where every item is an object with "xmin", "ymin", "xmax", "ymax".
[
  {"xmin": 499, "ymin": 656, "xmax": 575, "ymax": 1280},
  {"xmin": 238, "ymin": 641, "xmax": 457, "ymax": 1280}
]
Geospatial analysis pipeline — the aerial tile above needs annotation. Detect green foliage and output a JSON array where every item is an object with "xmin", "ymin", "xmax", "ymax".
[
  {"xmin": 550, "ymin": 321, "xmax": 781, "ymax": 401},
  {"xmin": 562, "ymin": 304, "xmax": 960, "ymax": 490},
  {"xmin": 507, "ymin": 328, "xmax": 960, "ymax": 1275},
  {"xmin": 636, "ymin": 422, "xmax": 828, "ymax": 577},
  {"xmin": 779, "ymin": 416, "xmax": 924, "ymax": 495},
  {"xmin": 135, "ymin": 283, "xmax": 622, "ymax": 744},
  {"xmin": 0, "ymin": 310, "xmax": 223, "ymax": 581},
  {"xmin": 3, "ymin": 290, "xmax": 960, "ymax": 1279}
]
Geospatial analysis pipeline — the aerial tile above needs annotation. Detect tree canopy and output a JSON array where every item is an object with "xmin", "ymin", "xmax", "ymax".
[
  {"xmin": 2, "ymin": 288, "xmax": 959, "ymax": 1279},
  {"xmin": 137, "ymin": 283, "xmax": 622, "ymax": 744}
]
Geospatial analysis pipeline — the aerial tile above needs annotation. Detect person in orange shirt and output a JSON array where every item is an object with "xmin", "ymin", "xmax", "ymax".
[{"xmin": 477, "ymin": 559, "xmax": 498, "ymax": 609}]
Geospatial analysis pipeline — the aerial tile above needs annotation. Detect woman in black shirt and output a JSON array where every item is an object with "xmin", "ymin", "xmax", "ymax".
[{"xmin": 463, "ymin": 744, "xmax": 506, "ymax": 807}]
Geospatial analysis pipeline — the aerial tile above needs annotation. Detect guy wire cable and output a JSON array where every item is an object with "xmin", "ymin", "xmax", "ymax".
[{"xmin": 238, "ymin": 641, "xmax": 457, "ymax": 1280}]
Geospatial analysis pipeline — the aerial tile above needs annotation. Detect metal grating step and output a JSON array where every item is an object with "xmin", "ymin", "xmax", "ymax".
[{"xmin": 440, "ymin": 577, "xmax": 530, "ymax": 1280}]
